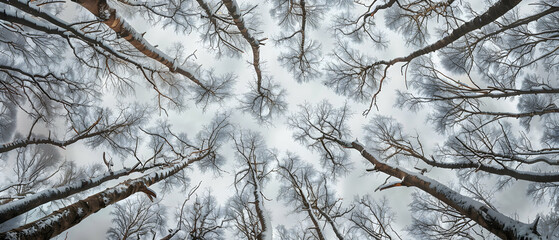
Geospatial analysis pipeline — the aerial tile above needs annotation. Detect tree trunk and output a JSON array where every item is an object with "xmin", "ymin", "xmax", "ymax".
[
  {"xmin": 71, "ymin": 0, "xmax": 208, "ymax": 89},
  {"xmin": 334, "ymin": 139, "xmax": 541, "ymax": 239},
  {"xmin": 375, "ymin": 0, "xmax": 522, "ymax": 66},
  {"xmin": 0, "ymin": 162, "xmax": 170, "ymax": 224},
  {"xmin": 222, "ymin": 0, "xmax": 263, "ymax": 90},
  {"xmin": 249, "ymin": 167, "xmax": 267, "ymax": 240},
  {"xmin": 0, "ymin": 156, "xmax": 203, "ymax": 239}
]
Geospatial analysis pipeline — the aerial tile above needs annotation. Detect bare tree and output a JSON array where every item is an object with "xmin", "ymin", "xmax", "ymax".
[
  {"xmin": 227, "ymin": 130, "xmax": 273, "ymax": 240},
  {"xmin": 71, "ymin": 0, "xmax": 228, "ymax": 97},
  {"xmin": 1, "ymin": 151, "xmax": 201, "ymax": 239},
  {"xmin": 276, "ymin": 153, "xmax": 350, "ymax": 240},
  {"xmin": 408, "ymin": 191, "xmax": 491, "ymax": 240},
  {"xmin": 275, "ymin": 224, "xmax": 316, "ymax": 240},
  {"xmin": 277, "ymin": 154, "xmax": 327, "ymax": 240},
  {"xmin": 176, "ymin": 191, "xmax": 226, "ymax": 239},
  {"xmin": 0, "ymin": 0, "xmax": 234, "ymax": 237},
  {"xmin": 106, "ymin": 195, "xmax": 166, "ymax": 240},
  {"xmin": 328, "ymin": 0, "xmax": 523, "ymax": 114},
  {"xmin": 269, "ymin": 0, "xmax": 330, "ymax": 83},
  {"xmin": 288, "ymin": 100, "xmax": 352, "ymax": 178},
  {"xmin": 220, "ymin": 0, "xmax": 287, "ymax": 122},
  {"xmin": 2, "ymin": 0, "xmax": 559, "ymax": 239},
  {"xmin": 396, "ymin": 58, "xmax": 559, "ymax": 130},
  {"xmin": 536, "ymin": 214, "xmax": 559, "ymax": 239},
  {"xmin": 0, "ymin": 112, "xmax": 229, "ymax": 239},
  {"xmin": 1, "ymin": 143, "xmax": 61, "ymax": 203},
  {"xmin": 348, "ymin": 195, "xmax": 400, "ymax": 239},
  {"xmin": 290, "ymin": 101, "xmax": 541, "ymax": 239}
]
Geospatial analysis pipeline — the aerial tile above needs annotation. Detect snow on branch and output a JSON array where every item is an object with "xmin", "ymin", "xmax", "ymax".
[
  {"xmin": 0, "ymin": 161, "xmax": 177, "ymax": 225},
  {"xmin": 329, "ymin": 0, "xmax": 522, "ymax": 114},
  {"xmin": 222, "ymin": 0, "xmax": 287, "ymax": 122},
  {"xmin": 2, "ymin": 0, "xmax": 232, "ymax": 106},
  {"xmin": 0, "ymin": 2, "xmax": 183, "ymax": 106},
  {"xmin": 0, "ymin": 154, "xmax": 205, "ymax": 239},
  {"xmin": 345, "ymin": 140, "xmax": 542, "ymax": 239},
  {"xmin": 71, "ymin": 0, "xmax": 207, "ymax": 86}
]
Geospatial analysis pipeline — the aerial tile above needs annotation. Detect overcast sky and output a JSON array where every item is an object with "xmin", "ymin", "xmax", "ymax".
[{"xmin": 0, "ymin": 0, "xmax": 545, "ymax": 239}]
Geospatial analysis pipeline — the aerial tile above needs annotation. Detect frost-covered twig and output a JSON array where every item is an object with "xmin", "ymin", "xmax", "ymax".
[
  {"xmin": 343, "ymin": 140, "xmax": 541, "ymax": 239},
  {"xmin": 71, "ymin": 0, "xmax": 209, "ymax": 89},
  {"xmin": 0, "ymin": 161, "xmax": 179, "ymax": 224},
  {"xmin": 0, "ymin": 155, "xmax": 205, "ymax": 239}
]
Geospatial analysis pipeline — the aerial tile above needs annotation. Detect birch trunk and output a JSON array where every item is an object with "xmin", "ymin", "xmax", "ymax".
[
  {"xmin": 0, "ymin": 163, "xmax": 170, "ymax": 224},
  {"xmin": 334, "ymin": 139, "xmax": 541, "ymax": 239},
  {"xmin": 0, "ymin": 156, "xmax": 203, "ymax": 239},
  {"xmin": 72, "ymin": 0, "xmax": 208, "ymax": 90}
]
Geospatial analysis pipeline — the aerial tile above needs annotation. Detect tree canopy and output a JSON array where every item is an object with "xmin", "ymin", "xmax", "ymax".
[{"xmin": 1, "ymin": 0, "xmax": 559, "ymax": 239}]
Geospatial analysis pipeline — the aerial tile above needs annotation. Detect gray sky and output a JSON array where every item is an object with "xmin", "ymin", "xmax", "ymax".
[{"xmin": 0, "ymin": 0, "xmax": 548, "ymax": 239}]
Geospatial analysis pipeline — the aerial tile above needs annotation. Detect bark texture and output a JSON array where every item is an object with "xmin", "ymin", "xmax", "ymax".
[
  {"xmin": 375, "ymin": 0, "xmax": 523, "ymax": 66},
  {"xmin": 72, "ymin": 0, "xmax": 208, "ymax": 89},
  {"xmin": 0, "ymin": 156, "xmax": 202, "ymax": 239},
  {"xmin": 0, "ymin": 163, "xmax": 170, "ymax": 224},
  {"xmin": 222, "ymin": 0, "xmax": 263, "ymax": 89},
  {"xmin": 336, "ymin": 139, "xmax": 541, "ymax": 239}
]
